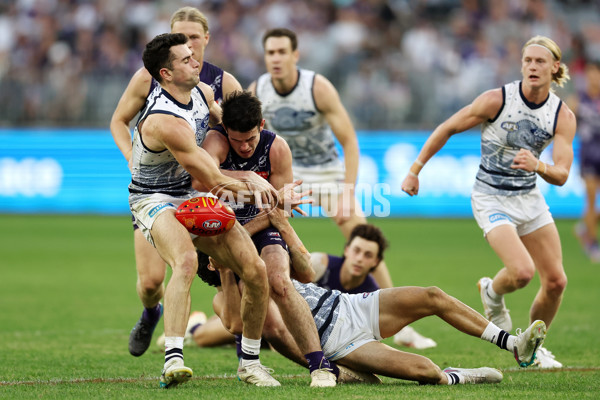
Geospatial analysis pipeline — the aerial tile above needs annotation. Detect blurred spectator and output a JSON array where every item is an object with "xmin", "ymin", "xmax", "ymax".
[{"xmin": 0, "ymin": 0, "xmax": 599, "ymax": 129}]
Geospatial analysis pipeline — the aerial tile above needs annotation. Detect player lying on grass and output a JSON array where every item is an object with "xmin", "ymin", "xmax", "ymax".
[
  {"xmin": 161, "ymin": 223, "xmax": 435, "ymax": 353},
  {"xmin": 196, "ymin": 208, "xmax": 547, "ymax": 385}
]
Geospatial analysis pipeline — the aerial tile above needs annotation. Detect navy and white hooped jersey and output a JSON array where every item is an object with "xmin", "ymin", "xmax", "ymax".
[
  {"xmin": 292, "ymin": 280, "xmax": 342, "ymax": 350},
  {"xmin": 149, "ymin": 61, "xmax": 225, "ymax": 103},
  {"xmin": 255, "ymin": 68, "xmax": 342, "ymax": 168},
  {"xmin": 473, "ymin": 81, "xmax": 562, "ymax": 196},
  {"xmin": 215, "ymin": 125, "xmax": 276, "ymax": 223},
  {"xmin": 128, "ymin": 85, "xmax": 211, "ymax": 205}
]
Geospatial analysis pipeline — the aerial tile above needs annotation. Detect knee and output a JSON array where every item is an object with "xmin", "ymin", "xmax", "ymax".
[
  {"xmin": 511, "ymin": 264, "xmax": 536, "ymax": 289},
  {"xmin": 222, "ymin": 318, "xmax": 243, "ymax": 335},
  {"xmin": 268, "ymin": 272, "xmax": 292, "ymax": 299},
  {"xmin": 172, "ymin": 250, "xmax": 198, "ymax": 281},
  {"xmin": 138, "ymin": 263, "xmax": 166, "ymax": 293},
  {"xmin": 241, "ymin": 258, "xmax": 269, "ymax": 291},
  {"xmin": 262, "ymin": 315, "xmax": 288, "ymax": 341},
  {"xmin": 543, "ymin": 272, "xmax": 567, "ymax": 297},
  {"xmin": 422, "ymin": 286, "xmax": 447, "ymax": 310},
  {"xmin": 412, "ymin": 359, "xmax": 443, "ymax": 384}
]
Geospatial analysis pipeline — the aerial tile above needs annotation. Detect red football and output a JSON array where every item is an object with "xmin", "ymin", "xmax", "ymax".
[{"xmin": 176, "ymin": 197, "xmax": 236, "ymax": 236}]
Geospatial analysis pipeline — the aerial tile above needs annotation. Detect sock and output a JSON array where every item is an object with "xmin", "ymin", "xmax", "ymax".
[
  {"xmin": 481, "ymin": 322, "xmax": 514, "ymax": 351},
  {"xmin": 329, "ymin": 361, "xmax": 339, "ymax": 379},
  {"xmin": 485, "ymin": 282, "xmax": 502, "ymax": 304},
  {"xmin": 240, "ymin": 336, "xmax": 261, "ymax": 367},
  {"xmin": 142, "ymin": 304, "xmax": 161, "ymax": 322},
  {"xmin": 235, "ymin": 334, "xmax": 243, "ymax": 360},
  {"xmin": 164, "ymin": 336, "xmax": 184, "ymax": 365},
  {"xmin": 189, "ymin": 323, "xmax": 203, "ymax": 335},
  {"xmin": 444, "ymin": 371, "xmax": 460, "ymax": 385},
  {"xmin": 305, "ymin": 351, "xmax": 333, "ymax": 374}
]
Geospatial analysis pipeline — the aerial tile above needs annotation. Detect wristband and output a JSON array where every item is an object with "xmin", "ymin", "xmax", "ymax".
[
  {"xmin": 415, "ymin": 159, "xmax": 424, "ymax": 167},
  {"xmin": 408, "ymin": 171, "xmax": 418, "ymax": 178}
]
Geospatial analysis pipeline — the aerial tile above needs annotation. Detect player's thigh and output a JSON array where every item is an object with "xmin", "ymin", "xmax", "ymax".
[
  {"xmin": 195, "ymin": 222, "xmax": 265, "ymax": 283},
  {"xmin": 151, "ymin": 210, "xmax": 197, "ymax": 268},
  {"xmin": 520, "ymin": 223, "xmax": 566, "ymax": 284},
  {"xmin": 486, "ymin": 224, "xmax": 535, "ymax": 273},
  {"xmin": 377, "ymin": 287, "xmax": 441, "ymax": 337},
  {"xmin": 133, "ymin": 228, "xmax": 166, "ymax": 282}
]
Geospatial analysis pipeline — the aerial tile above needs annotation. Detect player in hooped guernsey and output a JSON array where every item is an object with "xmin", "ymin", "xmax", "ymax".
[
  {"xmin": 402, "ymin": 35, "xmax": 577, "ymax": 369},
  {"xmin": 255, "ymin": 68, "xmax": 341, "ymax": 170},
  {"xmin": 474, "ymin": 81, "xmax": 561, "ymax": 196},
  {"xmin": 128, "ymin": 84, "xmax": 211, "ymax": 206}
]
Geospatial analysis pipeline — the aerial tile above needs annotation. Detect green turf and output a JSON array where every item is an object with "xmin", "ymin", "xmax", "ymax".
[{"xmin": 1, "ymin": 215, "xmax": 599, "ymax": 399}]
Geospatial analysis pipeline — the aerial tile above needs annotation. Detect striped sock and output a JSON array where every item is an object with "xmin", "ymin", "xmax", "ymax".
[
  {"xmin": 481, "ymin": 322, "xmax": 512, "ymax": 351},
  {"xmin": 444, "ymin": 371, "xmax": 460, "ymax": 385},
  {"xmin": 165, "ymin": 336, "xmax": 184, "ymax": 365},
  {"xmin": 240, "ymin": 336, "xmax": 260, "ymax": 367}
]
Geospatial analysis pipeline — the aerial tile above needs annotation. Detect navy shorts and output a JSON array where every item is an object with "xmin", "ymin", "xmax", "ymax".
[
  {"xmin": 580, "ymin": 139, "xmax": 600, "ymax": 177},
  {"xmin": 251, "ymin": 227, "xmax": 288, "ymax": 255}
]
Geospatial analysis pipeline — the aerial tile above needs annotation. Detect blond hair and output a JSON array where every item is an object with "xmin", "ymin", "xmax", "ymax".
[
  {"xmin": 522, "ymin": 35, "xmax": 570, "ymax": 87},
  {"xmin": 170, "ymin": 7, "xmax": 209, "ymax": 34}
]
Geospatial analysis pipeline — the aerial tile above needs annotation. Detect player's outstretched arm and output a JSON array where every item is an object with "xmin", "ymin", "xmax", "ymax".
[
  {"xmin": 110, "ymin": 68, "xmax": 153, "ymax": 162},
  {"xmin": 402, "ymin": 89, "xmax": 503, "ymax": 196},
  {"xmin": 268, "ymin": 208, "xmax": 314, "ymax": 283}
]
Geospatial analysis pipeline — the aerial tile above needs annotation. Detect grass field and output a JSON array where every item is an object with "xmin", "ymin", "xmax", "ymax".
[{"xmin": 1, "ymin": 214, "xmax": 599, "ymax": 399}]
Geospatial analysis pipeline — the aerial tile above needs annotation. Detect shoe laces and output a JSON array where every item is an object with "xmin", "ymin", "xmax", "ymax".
[
  {"xmin": 243, "ymin": 363, "xmax": 275, "ymax": 376},
  {"xmin": 515, "ymin": 327, "xmax": 522, "ymax": 336},
  {"xmin": 135, "ymin": 319, "xmax": 153, "ymax": 336},
  {"xmin": 537, "ymin": 347, "xmax": 555, "ymax": 359},
  {"xmin": 312, "ymin": 369, "xmax": 334, "ymax": 379}
]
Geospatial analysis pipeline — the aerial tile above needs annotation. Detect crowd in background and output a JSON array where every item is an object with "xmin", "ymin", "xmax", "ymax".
[{"xmin": 0, "ymin": 0, "xmax": 599, "ymax": 129}]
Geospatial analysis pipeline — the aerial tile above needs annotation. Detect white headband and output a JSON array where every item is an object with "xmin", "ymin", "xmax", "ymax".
[{"xmin": 525, "ymin": 43, "xmax": 556, "ymax": 59}]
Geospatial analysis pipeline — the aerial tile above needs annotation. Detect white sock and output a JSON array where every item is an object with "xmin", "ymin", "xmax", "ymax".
[
  {"xmin": 485, "ymin": 282, "xmax": 502, "ymax": 303},
  {"xmin": 481, "ymin": 322, "xmax": 502, "ymax": 343},
  {"xmin": 165, "ymin": 336, "xmax": 184, "ymax": 350},
  {"xmin": 240, "ymin": 336, "xmax": 261, "ymax": 367},
  {"xmin": 164, "ymin": 336, "xmax": 184, "ymax": 365}
]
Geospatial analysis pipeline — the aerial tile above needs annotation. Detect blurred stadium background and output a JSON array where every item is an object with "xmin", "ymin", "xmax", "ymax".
[{"xmin": 0, "ymin": 0, "xmax": 599, "ymax": 217}]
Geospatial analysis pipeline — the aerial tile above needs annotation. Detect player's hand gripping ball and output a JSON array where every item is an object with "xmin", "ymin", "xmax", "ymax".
[{"xmin": 176, "ymin": 197, "xmax": 236, "ymax": 236}]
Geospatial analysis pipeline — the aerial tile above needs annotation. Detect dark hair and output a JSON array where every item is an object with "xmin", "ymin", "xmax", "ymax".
[
  {"xmin": 221, "ymin": 91, "xmax": 263, "ymax": 132},
  {"xmin": 196, "ymin": 251, "xmax": 222, "ymax": 287},
  {"xmin": 262, "ymin": 28, "xmax": 298, "ymax": 51},
  {"xmin": 345, "ymin": 224, "xmax": 389, "ymax": 261},
  {"xmin": 142, "ymin": 33, "xmax": 189, "ymax": 83}
]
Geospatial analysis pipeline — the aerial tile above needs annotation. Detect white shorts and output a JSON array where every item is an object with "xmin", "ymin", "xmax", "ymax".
[
  {"xmin": 130, "ymin": 192, "xmax": 214, "ymax": 246},
  {"xmin": 471, "ymin": 187, "xmax": 554, "ymax": 237},
  {"xmin": 323, "ymin": 290, "xmax": 381, "ymax": 361},
  {"xmin": 293, "ymin": 162, "xmax": 345, "ymax": 196}
]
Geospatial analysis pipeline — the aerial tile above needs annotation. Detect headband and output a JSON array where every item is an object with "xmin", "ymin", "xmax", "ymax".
[{"xmin": 525, "ymin": 43, "xmax": 556, "ymax": 60}]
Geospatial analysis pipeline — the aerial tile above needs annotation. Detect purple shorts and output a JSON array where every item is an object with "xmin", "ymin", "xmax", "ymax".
[
  {"xmin": 580, "ymin": 140, "xmax": 600, "ymax": 177},
  {"xmin": 251, "ymin": 227, "xmax": 288, "ymax": 255}
]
